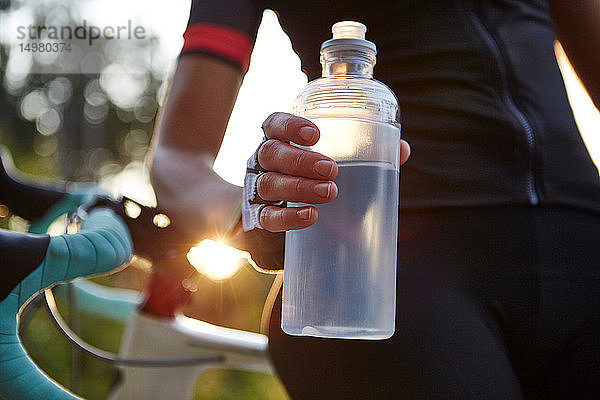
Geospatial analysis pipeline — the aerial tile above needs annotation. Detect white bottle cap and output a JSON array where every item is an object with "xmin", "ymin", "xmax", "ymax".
[
  {"xmin": 332, "ymin": 21, "xmax": 367, "ymax": 40},
  {"xmin": 321, "ymin": 20, "xmax": 376, "ymax": 53}
]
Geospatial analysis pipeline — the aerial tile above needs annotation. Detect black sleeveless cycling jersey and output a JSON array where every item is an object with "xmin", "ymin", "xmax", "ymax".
[{"xmin": 183, "ymin": 0, "xmax": 600, "ymax": 213}]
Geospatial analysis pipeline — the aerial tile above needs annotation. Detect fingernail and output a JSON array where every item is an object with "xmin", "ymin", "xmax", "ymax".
[
  {"xmin": 299, "ymin": 126, "xmax": 317, "ymax": 142},
  {"xmin": 297, "ymin": 208, "xmax": 312, "ymax": 220},
  {"xmin": 314, "ymin": 160, "xmax": 335, "ymax": 177},
  {"xmin": 314, "ymin": 182, "xmax": 331, "ymax": 198}
]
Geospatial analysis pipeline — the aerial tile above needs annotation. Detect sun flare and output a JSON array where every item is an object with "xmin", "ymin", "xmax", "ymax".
[{"xmin": 186, "ymin": 240, "xmax": 247, "ymax": 281}]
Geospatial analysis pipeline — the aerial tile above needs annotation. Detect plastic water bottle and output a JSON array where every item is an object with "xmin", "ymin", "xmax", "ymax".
[{"xmin": 283, "ymin": 21, "xmax": 401, "ymax": 339}]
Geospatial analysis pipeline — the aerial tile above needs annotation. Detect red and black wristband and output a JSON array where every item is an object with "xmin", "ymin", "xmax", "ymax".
[{"xmin": 181, "ymin": 23, "xmax": 253, "ymax": 73}]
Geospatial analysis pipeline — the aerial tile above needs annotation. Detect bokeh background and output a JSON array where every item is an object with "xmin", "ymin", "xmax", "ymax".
[{"xmin": 0, "ymin": 0, "xmax": 598, "ymax": 399}]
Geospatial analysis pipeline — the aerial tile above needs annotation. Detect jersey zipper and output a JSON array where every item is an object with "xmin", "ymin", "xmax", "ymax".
[{"xmin": 466, "ymin": 2, "xmax": 539, "ymax": 205}]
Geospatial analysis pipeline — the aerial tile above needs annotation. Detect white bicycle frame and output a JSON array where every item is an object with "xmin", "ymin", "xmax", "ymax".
[{"xmin": 55, "ymin": 278, "xmax": 277, "ymax": 400}]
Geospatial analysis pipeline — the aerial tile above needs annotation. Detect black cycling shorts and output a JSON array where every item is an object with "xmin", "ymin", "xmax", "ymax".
[{"xmin": 268, "ymin": 205, "xmax": 600, "ymax": 399}]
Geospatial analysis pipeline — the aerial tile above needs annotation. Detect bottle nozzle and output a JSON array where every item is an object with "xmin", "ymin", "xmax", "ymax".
[
  {"xmin": 332, "ymin": 21, "xmax": 367, "ymax": 40},
  {"xmin": 321, "ymin": 20, "xmax": 376, "ymax": 53}
]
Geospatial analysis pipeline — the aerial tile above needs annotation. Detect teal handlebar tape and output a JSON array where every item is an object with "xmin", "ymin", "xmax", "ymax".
[{"xmin": 0, "ymin": 208, "xmax": 132, "ymax": 400}]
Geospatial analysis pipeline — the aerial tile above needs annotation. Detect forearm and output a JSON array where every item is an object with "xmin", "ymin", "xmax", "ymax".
[
  {"xmin": 550, "ymin": 0, "xmax": 600, "ymax": 109},
  {"xmin": 149, "ymin": 55, "xmax": 244, "ymax": 239},
  {"xmin": 152, "ymin": 55, "xmax": 243, "ymax": 158}
]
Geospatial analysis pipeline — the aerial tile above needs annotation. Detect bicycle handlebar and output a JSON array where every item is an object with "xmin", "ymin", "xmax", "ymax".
[
  {"xmin": 0, "ymin": 145, "xmax": 279, "ymax": 399},
  {"xmin": 0, "ymin": 208, "xmax": 133, "ymax": 400}
]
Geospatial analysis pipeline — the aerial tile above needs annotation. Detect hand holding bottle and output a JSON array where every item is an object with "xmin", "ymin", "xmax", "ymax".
[{"xmin": 254, "ymin": 111, "xmax": 410, "ymax": 233}]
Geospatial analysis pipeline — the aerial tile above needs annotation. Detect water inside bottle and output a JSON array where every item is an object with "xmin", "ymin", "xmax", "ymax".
[{"xmin": 284, "ymin": 149, "xmax": 399, "ymax": 339}]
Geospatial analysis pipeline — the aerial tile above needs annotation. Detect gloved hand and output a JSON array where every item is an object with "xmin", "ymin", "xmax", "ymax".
[{"xmin": 235, "ymin": 112, "xmax": 339, "ymax": 270}]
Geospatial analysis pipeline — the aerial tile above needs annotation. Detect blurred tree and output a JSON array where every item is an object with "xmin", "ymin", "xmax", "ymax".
[{"xmin": 0, "ymin": 0, "xmax": 160, "ymax": 180}]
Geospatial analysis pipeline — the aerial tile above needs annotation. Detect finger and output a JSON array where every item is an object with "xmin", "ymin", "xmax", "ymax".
[
  {"xmin": 259, "ymin": 205, "xmax": 318, "ymax": 232},
  {"xmin": 400, "ymin": 140, "xmax": 411, "ymax": 165},
  {"xmin": 257, "ymin": 172, "xmax": 338, "ymax": 204},
  {"xmin": 262, "ymin": 112, "xmax": 320, "ymax": 146},
  {"xmin": 258, "ymin": 139, "xmax": 338, "ymax": 180}
]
